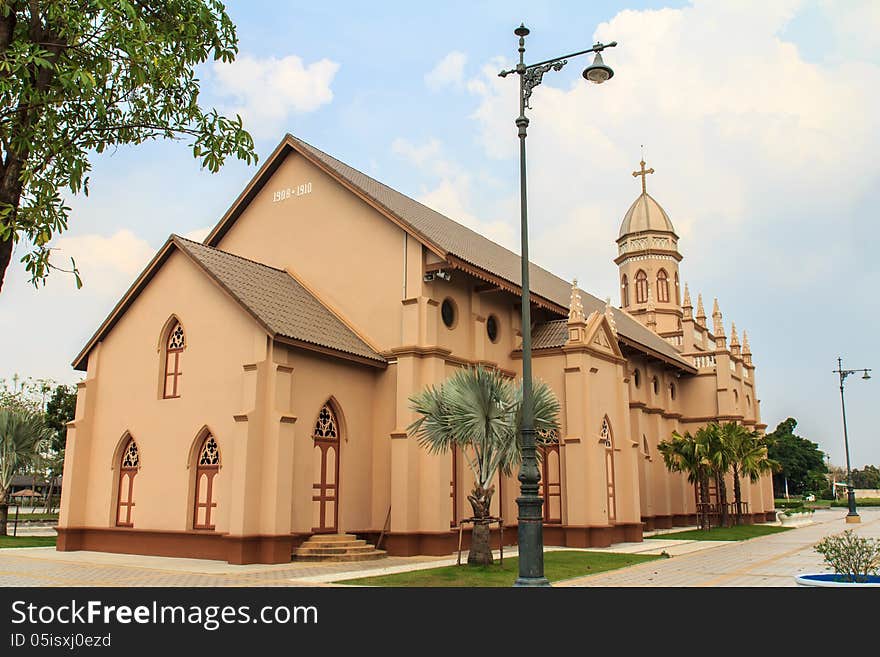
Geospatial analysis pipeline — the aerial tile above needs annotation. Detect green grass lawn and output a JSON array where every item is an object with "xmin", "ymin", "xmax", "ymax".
[
  {"xmin": 646, "ymin": 525, "xmax": 792, "ymax": 541},
  {"xmin": 0, "ymin": 535, "xmax": 57, "ymax": 548},
  {"xmin": 11, "ymin": 512, "xmax": 59, "ymax": 521},
  {"xmin": 338, "ymin": 550, "xmax": 661, "ymax": 587}
]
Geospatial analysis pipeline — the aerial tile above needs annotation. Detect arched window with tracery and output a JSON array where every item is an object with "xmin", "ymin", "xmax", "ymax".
[
  {"xmin": 116, "ymin": 437, "xmax": 139, "ymax": 527},
  {"xmin": 657, "ymin": 269, "xmax": 669, "ymax": 303},
  {"xmin": 163, "ymin": 320, "xmax": 185, "ymax": 399},
  {"xmin": 537, "ymin": 428, "xmax": 562, "ymax": 524},
  {"xmin": 312, "ymin": 402, "xmax": 341, "ymax": 533},
  {"xmin": 621, "ymin": 274, "xmax": 629, "ymax": 308},
  {"xmin": 635, "ymin": 270, "xmax": 648, "ymax": 304},
  {"xmin": 193, "ymin": 433, "xmax": 220, "ymax": 530},
  {"xmin": 600, "ymin": 417, "xmax": 617, "ymax": 521}
]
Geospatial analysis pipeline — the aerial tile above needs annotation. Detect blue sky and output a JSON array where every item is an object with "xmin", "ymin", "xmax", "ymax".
[{"xmin": 1, "ymin": 0, "xmax": 878, "ymax": 468}]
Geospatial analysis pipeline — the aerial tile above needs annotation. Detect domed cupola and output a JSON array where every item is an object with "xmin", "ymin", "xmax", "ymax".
[{"xmin": 615, "ymin": 159, "xmax": 683, "ymax": 333}]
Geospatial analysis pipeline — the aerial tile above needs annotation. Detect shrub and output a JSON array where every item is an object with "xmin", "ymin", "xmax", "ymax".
[
  {"xmin": 776, "ymin": 500, "xmax": 806, "ymax": 510},
  {"xmin": 831, "ymin": 498, "xmax": 880, "ymax": 507},
  {"xmin": 813, "ymin": 531, "xmax": 880, "ymax": 583}
]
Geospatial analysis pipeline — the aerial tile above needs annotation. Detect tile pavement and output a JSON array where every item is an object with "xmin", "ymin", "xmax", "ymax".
[{"xmin": 1, "ymin": 508, "xmax": 876, "ymax": 587}]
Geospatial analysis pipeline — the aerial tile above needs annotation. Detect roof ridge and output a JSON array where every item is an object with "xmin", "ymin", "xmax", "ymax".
[{"xmin": 171, "ymin": 234, "xmax": 288, "ymax": 275}]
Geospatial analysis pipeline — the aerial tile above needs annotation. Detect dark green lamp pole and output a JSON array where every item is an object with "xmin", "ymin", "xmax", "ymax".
[
  {"xmin": 499, "ymin": 24, "xmax": 617, "ymax": 587},
  {"xmin": 833, "ymin": 356, "xmax": 872, "ymax": 524}
]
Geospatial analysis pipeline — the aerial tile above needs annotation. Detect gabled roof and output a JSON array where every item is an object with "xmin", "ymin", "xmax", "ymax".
[
  {"xmin": 204, "ymin": 134, "xmax": 694, "ymax": 372},
  {"xmin": 72, "ymin": 236, "xmax": 385, "ymax": 371}
]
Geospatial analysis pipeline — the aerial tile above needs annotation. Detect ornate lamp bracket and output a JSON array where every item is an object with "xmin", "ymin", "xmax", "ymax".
[{"xmin": 522, "ymin": 60, "xmax": 567, "ymax": 108}]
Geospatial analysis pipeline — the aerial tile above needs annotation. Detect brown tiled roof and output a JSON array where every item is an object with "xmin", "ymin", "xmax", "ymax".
[
  {"xmin": 172, "ymin": 236, "xmax": 385, "ymax": 366},
  {"xmin": 284, "ymin": 135, "xmax": 693, "ymax": 371},
  {"xmin": 531, "ymin": 320, "xmax": 569, "ymax": 350}
]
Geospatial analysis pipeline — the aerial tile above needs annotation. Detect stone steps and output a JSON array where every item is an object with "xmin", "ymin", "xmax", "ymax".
[{"xmin": 293, "ymin": 533, "xmax": 387, "ymax": 562}]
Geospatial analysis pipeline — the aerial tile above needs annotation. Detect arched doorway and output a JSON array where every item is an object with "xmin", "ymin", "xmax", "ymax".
[{"xmin": 312, "ymin": 402, "xmax": 341, "ymax": 533}]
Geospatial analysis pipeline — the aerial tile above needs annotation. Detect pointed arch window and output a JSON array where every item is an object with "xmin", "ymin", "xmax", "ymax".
[
  {"xmin": 599, "ymin": 417, "xmax": 612, "ymax": 447},
  {"xmin": 163, "ymin": 320, "xmax": 185, "ymax": 399},
  {"xmin": 657, "ymin": 269, "xmax": 669, "ymax": 303},
  {"xmin": 193, "ymin": 433, "xmax": 220, "ymax": 530},
  {"xmin": 635, "ymin": 270, "xmax": 648, "ymax": 304},
  {"xmin": 643, "ymin": 435, "xmax": 651, "ymax": 460},
  {"xmin": 621, "ymin": 274, "xmax": 629, "ymax": 308},
  {"xmin": 600, "ymin": 417, "xmax": 617, "ymax": 521},
  {"xmin": 537, "ymin": 428, "xmax": 562, "ymax": 524},
  {"xmin": 116, "ymin": 438, "xmax": 139, "ymax": 527}
]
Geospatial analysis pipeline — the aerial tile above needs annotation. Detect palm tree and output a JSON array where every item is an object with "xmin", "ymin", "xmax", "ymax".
[
  {"xmin": 721, "ymin": 422, "xmax": 779, "ymax": 524},
  {"xmin": 408, "ymin": 365, "xmax": 559, "ymax": 566},
  {"xmin": 697, "ymin": 423, "xmax": 732, "ymax": 528},
  {"xmin": 0, "ymin": 407, "xmax": 52, "ymax": 535},
  {"xmin": 658, "ymin": 431, "xmax": 712, "ymax": 527}
]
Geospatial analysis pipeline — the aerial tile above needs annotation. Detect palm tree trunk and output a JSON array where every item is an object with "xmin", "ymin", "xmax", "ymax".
[
  {"xmin": 732, "ymin": 464, "xmax": 742, "ymax": 526},
  {"xmin": 468, "ymin": 520, "xmax": 493, "ymax": 565},
  {"xmin": 0, "ymin": 488, "xmax": 8, "ymax": 536},
  {"xmin": 717, "ymin": 473, "xmax": 729, "ymax": 528}
]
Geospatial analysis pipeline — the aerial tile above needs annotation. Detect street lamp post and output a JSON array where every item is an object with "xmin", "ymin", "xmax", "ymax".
[
  {"xmin": 832, "ymin": 356, "xmax": 872, "ymax": 524},
  {"xmin": 499, "ymin": 24, "xmax": 617, "ymax": 587}
]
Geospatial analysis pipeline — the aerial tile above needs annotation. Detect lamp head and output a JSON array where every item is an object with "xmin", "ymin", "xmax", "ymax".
[
  {"xmin": 583, "ymin": 50, "xmax": 613, "ymax": 84},
  {"xmin": 863, "ymin": 370, "xmax": 871, "ymax": 380}
]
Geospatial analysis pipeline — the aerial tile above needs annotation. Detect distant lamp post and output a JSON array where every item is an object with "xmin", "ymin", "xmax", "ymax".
[
  {"xmin": 498, "ymin": 24, "xmax": 617, "ymax": 587},
  {"xmin": 833, "ymin": 356, "xmax": 872, "ymax": 524}
]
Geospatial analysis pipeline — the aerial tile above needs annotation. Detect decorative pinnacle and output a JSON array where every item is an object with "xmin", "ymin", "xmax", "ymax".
[
  {"xmin": 696, "ymin": 293, "xmax": 706, "ymax": 327},
  {"xmin": 712, "ymin": 298, "xmax": 724, "ymax": 336},
  {"xmin": 646, "ymin": 286, "xmax": 656, "ymax": 313},
  {"xmin": 730, "ymin": 322, "xmax": 739, "ymax": 346},
  {"xmin": 742, "ymin": 330, "xmax": 751, "ymax": 354},
  {"xmin": 568, "ymin": 278, "xmax": 585, "ymax": 323},
  {"xmin": 604, "ymin": 297, "xmax": 618, "ymax": 335},
  {"xmin": 682, "ymin": 283, "xmax": 692, "ymax": 308}
]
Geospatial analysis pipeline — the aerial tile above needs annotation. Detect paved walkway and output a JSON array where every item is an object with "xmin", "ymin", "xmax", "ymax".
[
  {"xmin": 558, "ymin": 508, "xmax": 880, "ymax": 587},
  {"xmin": 0, "ymin": 508, "xmax": 875, "ymax": 586}
]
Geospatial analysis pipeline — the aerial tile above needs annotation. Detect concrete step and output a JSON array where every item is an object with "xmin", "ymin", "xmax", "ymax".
[
  {"xmin": 304, "ymin": 533, "xmax": 358, "ymax": 542},
  {"xmin": 293, "ymin": 550, "xmax": 387, "ymax": 562},
  {"xmin": 299, "ymin": 539, "xmax": 367, "ymax": 549},
  {"xmin": 295, "ymin": 543, "xmax": 375, "ymax": 554}
]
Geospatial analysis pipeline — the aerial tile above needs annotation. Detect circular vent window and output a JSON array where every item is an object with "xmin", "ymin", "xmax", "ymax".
[
  {"xmin": 486, "ymin": 315, "xmax": 499, "ymax": 343},
  {"xmin": 441, "ymin": 298, "xmax": 456, "ymax": 329}
]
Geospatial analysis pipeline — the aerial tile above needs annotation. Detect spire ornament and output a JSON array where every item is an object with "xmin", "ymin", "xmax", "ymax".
[
  {"xmin": 568, "ymin": 278, "xmax": 585, "ymax": 323},
  {"xmin": 696, "ymin": 293, "xmax": 706, "ymax": 327},
  {"xmin": 712, "ymin": 297, "xmax": 725, "ymax": 336},
  {"xmin": 604, "ymin": 297, "xmax": 618, "ymax": 336},
  {"xmin": 682, "ymin": 283, "xmax": 692, "ymax": 320}
]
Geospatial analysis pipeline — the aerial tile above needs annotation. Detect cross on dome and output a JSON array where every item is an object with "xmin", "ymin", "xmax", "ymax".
[{"xmin": 632, "ymin": 159, "xmax": 654, "ymax": 195}]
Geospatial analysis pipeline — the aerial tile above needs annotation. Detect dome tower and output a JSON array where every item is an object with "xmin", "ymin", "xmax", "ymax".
[{"xmin": 615, "ymin": 159, "xmax": 682, "ymax": 334}]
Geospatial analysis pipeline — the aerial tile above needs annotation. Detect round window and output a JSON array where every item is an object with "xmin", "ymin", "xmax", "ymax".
[
  {"xmin": 441, "ymin": 298, "xmax": 456, "ymax": 329},
  {"xmin": 486, "ymin": 315, "xmax": 499, "ymax": 343}
]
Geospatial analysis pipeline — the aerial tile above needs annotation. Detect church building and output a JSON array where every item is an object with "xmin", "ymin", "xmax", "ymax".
[{"xmin": 57, "ymin": 134, "xmax": 775, "ymax": 564}]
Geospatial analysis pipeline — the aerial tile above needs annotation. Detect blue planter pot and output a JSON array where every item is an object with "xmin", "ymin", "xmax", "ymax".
[{"xmin": 795, "ymin": 573, "xmax": 880, "ymax": 587}]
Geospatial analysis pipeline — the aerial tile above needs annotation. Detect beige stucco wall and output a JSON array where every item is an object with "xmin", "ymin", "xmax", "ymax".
[{"xmin": 60, "ymin": 251, "xmax": 267, "ymax": 534}]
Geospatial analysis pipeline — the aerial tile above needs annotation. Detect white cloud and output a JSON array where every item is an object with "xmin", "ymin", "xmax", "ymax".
[
  {"xmin": 182, "ymin": 226, "xmax": 212, "ymax": 243},
  {"xmin": 52, "ymin": 230, "xmax": 154, "ymax": 295},
  {"xmin": 462, "ymin": 1, "xmax": 880, "ymax": 293},
  {"xmin": 392, "ymin": 137, "xmax": 517, "ymax": 250},
  {"xmin": 212, "ymin": 53, "xmax": 340, "ymax": 138},
  {"xmin": 425, "ymin": 51, "xmax": 467, "ymax": 90}
]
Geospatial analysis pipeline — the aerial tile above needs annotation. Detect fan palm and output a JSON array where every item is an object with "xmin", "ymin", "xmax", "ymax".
[
  {"xmin": 408, "ymin": 365, "xmax": 560, "ymax": 566},
  {"xmin": 0, "ymin": 407, "xmax": 52, "ymax": 535}
]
